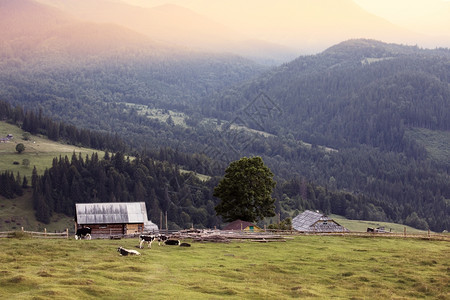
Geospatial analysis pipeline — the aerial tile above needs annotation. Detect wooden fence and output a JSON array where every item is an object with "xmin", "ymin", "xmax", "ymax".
[{"xmin": 0, "ymin": 227, "xmax": 69, "ymax": 239}]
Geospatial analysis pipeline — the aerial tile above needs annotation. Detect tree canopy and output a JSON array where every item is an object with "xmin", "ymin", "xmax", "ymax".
[
  {"xmin": 15, "ymin": 143, "xmax": 25, "ymax": 154},
  {"xmin": 214, "ymin": 156, "xmax": 276, "ymax": 223}
]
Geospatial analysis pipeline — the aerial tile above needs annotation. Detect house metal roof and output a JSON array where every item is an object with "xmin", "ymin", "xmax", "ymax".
[
  {"xmin": 76, "ymin": 202, "xmax": 149, "ymax": 225},
  {"xmin": 292, "ymin": 210, "xmax": 348, "ymax": 232},
  {"xmin": 223, "ymin": 219, "xmax": 258, "ymax": 230}
]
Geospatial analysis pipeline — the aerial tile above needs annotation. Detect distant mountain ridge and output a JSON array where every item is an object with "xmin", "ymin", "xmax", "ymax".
[{"xmin": 34, "ymin": 0, "xmax": 298, "ymax": 64}]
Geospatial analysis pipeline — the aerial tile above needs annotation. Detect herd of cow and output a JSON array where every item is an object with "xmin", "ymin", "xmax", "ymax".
[{"xmin": 74, "ymin": 228, "xmax": 190, "ymax": 256}]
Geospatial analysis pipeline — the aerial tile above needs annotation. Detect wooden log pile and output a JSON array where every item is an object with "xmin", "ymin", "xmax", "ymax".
[{"xmin": 192, "ymin": 235, "xmax": 231, "ymax": 243}]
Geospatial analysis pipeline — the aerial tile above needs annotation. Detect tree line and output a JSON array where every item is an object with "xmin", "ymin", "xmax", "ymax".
[{"xmin": 0, "ymin": 100, "xmax": 126, "ymax": 152}]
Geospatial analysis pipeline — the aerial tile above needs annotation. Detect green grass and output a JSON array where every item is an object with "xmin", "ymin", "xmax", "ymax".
[
  {"xmin": 406, "ymin": 127, "xmax": 450, "ymax": 166},
  {"xmin": 0, "ymin": 236, "xmax": 448, "ymax": 299},
  {"xmin": 0, "ymin": 121, "xmax": 103, "ymax": 178},
  {"xmin": 330, "ymin": 214, "xmax": 428, "ymax": 234},
  {"xmin": 0, "ymin": 191, "xmax": 74, "ymax": 232}
]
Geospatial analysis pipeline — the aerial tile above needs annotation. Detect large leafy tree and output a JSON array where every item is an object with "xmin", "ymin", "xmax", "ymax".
[
  {"xmin": 15, "ymin": 143, "xmax": 25, "ymax": 154},
  {"xmin": 214, "ymin": 156, "xmax": 276, "ymax": 222}
]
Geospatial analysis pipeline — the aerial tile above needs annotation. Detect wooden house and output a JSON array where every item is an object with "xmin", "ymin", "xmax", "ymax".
[
  {"xmin": 75, "ymin": 202, "xmax": 158, "ymax": 237},
  {"xmin": 292, "ymin": 210, "xmax": 349, "ymax": 232},
  {"xmin": 223, "ymin": 219, "xmax": 261, "ymax": 232}
]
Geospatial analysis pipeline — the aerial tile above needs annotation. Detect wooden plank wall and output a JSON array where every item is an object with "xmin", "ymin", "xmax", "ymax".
[{"xmin": 77, "ymin": 223, "xmax": 144, "ymax": 236}]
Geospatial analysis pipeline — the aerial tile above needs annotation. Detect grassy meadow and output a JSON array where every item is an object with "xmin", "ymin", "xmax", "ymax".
[
  {"xmin": 0, "ymin": 235, "xmax": 448, "ymax": 299},
  {"xmin": 0, "ymin": 192, "xmax": 74, "ymax": 233},
  {"xmin": 330, "ymin": 214, "xmax": 429, "ymax": 234},
  {"xmin": 0, "ymin": 121, "xmax": 103, "ymax": 178},
  {"xmin": 406, "ymin": 128, "xmax": 450, "ymax": 166}
]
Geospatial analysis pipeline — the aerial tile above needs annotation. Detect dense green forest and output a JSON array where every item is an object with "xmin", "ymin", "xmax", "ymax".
[{"xmin": 1, "ymin": 38, "xmax": 449, "ymax": 231}]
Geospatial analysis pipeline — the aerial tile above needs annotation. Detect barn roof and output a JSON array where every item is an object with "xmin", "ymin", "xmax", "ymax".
[
  {"xmin": 223, "ymin": 219, "xmax": 259, "ymax": 230},
  {"xmin": 292, "ymin": 210, "xmax": 348, "ymax": 232},
  {"xmin": 76, "ymin": 202, "xmax": 148, "ymax": 224}
]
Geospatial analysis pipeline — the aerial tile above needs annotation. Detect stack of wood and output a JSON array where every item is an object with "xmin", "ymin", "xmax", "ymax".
[{"xmin": 192, "ymin": 235, "xmax": 230, "ymax": 243}]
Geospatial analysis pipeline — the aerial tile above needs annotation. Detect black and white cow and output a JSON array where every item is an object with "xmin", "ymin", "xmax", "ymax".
[
  {"xmin": 139, "ymin": 234, "xmax": 156, "ymax": 249},
  {"xmin": 157, "ymin": 234, "xmax": 169, "ymax": 246},
  {"xmin": 75, "ymin": 227, "xmax": 91, "ymax": 240},
  {"xmin": 117, "ymin": 247, "xmax": 141, "ymax": 256},
  {"xmin": 164, "ymin": 239, "xmax": 180, "ymax": 246}
]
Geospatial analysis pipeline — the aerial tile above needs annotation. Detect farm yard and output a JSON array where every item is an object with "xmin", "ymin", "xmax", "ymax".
[{"xmin": 0, "ymin": 234, "xmax": 448, "ymax": 299}]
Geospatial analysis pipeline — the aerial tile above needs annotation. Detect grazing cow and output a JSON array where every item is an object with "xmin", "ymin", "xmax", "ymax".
[
  {"xmin": 179, "ymin": 242, "xmax": 191, "ymax": 247},
  {"xmin": 139, "ymin": 234, "xmax": 156, "ymax": 249},
  {"xmin": 117, "ymin": 247, "xmax": 141, "ymax": 256},
  {"xmin": 157, "ymin": 234, "xmax": 169, "ymax": 246},
  {"xmin": 164, "ymin": 239, "xmax": 180, "ymax": 246},
  {"xmin": 75, "ymin": 227, "xmax": 92, "ymax": 240}
]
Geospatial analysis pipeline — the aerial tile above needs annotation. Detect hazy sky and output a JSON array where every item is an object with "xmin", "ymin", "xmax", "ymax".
[
  {"xmin": 123, "ymin": 0, "xmax": 450, "ymax": 36},
  {"xmin": 119, "ymin": 0, "xmax": 450, "ymax": 50},
  {"xmin": 354, "ymin": 0, "xmax": 450, "ymax": 35}
]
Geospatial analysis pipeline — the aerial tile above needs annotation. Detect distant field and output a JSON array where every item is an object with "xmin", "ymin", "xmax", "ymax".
[
  {"xmin": 0, "ymin": 191, "xmax": 74, "ymax": 233},
  {"xmin": 330, "ymin": 214, "xmax": 428, "ymax": 234},
  {"xmin": 0, "ymin": 121, "xmax": 103, "ymax": 177},
  {"xmin": 0, "ymin": 235, "xmax": 448, "ymax": 299},
  {"xmin": 406, "ymin": 127, "xmax": 450, "ymax": 166}
]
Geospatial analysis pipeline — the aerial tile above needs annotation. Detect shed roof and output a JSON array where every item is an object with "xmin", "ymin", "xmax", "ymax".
[
  {"xmin": 223, "ymin": 219, "xmax": 259, "ymax": 231},
  {"xmin": 292, "ymin": 210, "xmax": 348, "ymax": 232},
  {"xmin": 76, "ymin": 202, "xmax": 148, "ymax": 225}
]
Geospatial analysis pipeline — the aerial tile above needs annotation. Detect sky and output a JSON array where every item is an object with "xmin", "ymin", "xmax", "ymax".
[
  {"xmin": 354, "ymin": 0, "xmax": 450, "ymax": 36},
  {"xmin": 118, "ymin": 0, "xmax": 450, "ymax": 50},
  {"xmin": 122, "ymin": 0, "xmax": 450, "ymax": 37}
]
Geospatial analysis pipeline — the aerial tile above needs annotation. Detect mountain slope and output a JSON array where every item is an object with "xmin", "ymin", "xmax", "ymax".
[
  {"xmin": 0, "ymin": 0, "xmax": 266, "ymax": 105},
  {"xmin": 35, "ymin": 0, "xmax": 298, "ymax": 64},
  {"xmin": 199, "ymin": 39, "xmax": 450, "ymax": 231},
  {"xmin": 1, "ymin": 2, "xmax": 448, "ymax": 232},
  {"xmin": 206, "ymin": 39, "xmax": 450, "ymax": 150}
]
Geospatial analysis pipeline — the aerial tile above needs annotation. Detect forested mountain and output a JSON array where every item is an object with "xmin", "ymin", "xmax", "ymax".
[
  {"xmin": 0, "ymin": 0, "xmax": 448, "ymax": 232},
  {"xmin": 198, "ymin": 39, "xmax": 450, "ymax": 231}
]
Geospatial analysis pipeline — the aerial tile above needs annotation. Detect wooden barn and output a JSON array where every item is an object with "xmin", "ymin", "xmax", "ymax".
[
  {"xmin": 75, "ymin": 202, "xmax": 158, "ymax": 237},
  {"xmin": 223, "ymin": 219, "xmax": 261, "ymax": 232},
  {"xmin": 292, "ymin": 210, "xmax": 349, "ymax": 233}
]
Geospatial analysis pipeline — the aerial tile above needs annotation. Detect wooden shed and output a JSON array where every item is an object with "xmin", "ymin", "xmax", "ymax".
[
  {"xmin": 75, "ymin": 202, "xmax": 158, "ymax": 237},
  {"xmin": 292, "ymin": 210, "xmax": 349, "ymax": 232},
  {"xmin": 223, "ymin": 219, "xmax": 261, "ymax": 232}
]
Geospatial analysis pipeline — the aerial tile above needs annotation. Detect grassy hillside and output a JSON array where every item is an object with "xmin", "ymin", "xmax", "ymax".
[
  {"xmin": 0, "ymin": 190, "xmax": 74, "ymax": 233},
  {"xmin": 0, "ymin": 236, "xmax": 447, "ymax": 299},
  {"xmin": 0, "ymin": 121, "xmax": 104, "ymax": 232},
  {"xmin": 330, "ymin": 214, "xmax": 428, "ymax": 234},
  {"xmin": 0, "ymin": 121, "xmax": 104, "ymax": 178},
  {"xmin": 406, "ymin": 128, "xmax": 450, "ymax": 166}
]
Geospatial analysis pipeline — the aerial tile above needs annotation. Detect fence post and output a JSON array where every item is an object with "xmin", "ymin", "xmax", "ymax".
[
  {"xmin": 21, "ymin": 227, "xmax": 24, "ymax": 232},
  {"xmin": 44, "ymin": 228, "xmax": 47, "ymax": 237},
  {"xmin": 428, "ymin": 229, "xmax": 430, "ymax": 238},
  {"xmin": 403, "ymin": 227, "xmax": 406, "ymax": 237},
  {"xmin": 66, "ymin": 228, "xmax": 69, "ymax": 239}
]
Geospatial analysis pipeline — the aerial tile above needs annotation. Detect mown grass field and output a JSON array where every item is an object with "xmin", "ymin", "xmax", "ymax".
[
  {"xmin": 330, "ymin": 214, "xmax": 428, "ymax": 234},
  {"xmin": 0, "ymin": 121, "xmax": 103, "ymax": 178},
  {"xmin": 0, "ymin": 235, "xmax": 448, "ymax": 299}
]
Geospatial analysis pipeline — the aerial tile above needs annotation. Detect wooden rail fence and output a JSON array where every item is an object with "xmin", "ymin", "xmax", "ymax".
[{"xmin": 0, "ymin": 227, "xmax": 69, "ymax": 239}]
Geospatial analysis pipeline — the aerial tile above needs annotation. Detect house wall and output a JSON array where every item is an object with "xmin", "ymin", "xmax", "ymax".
[
  {"xmin": 244, "ymin": 226, "xmax": 261, "ymax": 232},
  {"xmin": 76, "ymin": 223, "xmax": 145, "ymax": 236},
  {"xmin": 125, "ymin": 223, "xmax": 143, "ymax": 235}
]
